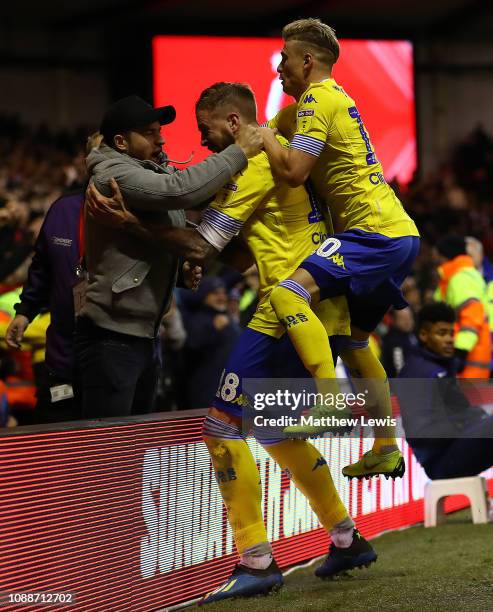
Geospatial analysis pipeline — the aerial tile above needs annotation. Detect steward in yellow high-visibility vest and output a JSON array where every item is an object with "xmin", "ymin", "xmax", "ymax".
[{"xmin": 436, "ymin": 236, "xmax": 491, "ymax": 379}]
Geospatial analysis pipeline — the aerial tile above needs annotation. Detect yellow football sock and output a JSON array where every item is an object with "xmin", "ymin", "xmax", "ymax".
[
  {"xmin": 204, "ymin": 435, "xmax": 268, "ymax": 554},
  {"xmin": 341, "ymin": 345, "xmax": 398, "ymax": 452},
  {"xmin": 270, "ymin": 285, "xmax": 338, "ymax": 396},
  {"xmin": 264, "ymin": 439, "xmax": 350, "ymax": 530}
]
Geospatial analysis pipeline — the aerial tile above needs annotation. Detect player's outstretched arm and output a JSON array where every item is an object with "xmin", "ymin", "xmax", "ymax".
[{"xmin": 259, "ymin": 127, "xmax": 317, "ymax": 187}]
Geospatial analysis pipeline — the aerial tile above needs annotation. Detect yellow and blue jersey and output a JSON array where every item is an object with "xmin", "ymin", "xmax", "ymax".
[
  {"xmin": 196, "ymin": 135, "xmax": 349, "ymax": 338},
  {"xmin": 268, "ymin": 80, "xmax": 419, "ymax": 239}
]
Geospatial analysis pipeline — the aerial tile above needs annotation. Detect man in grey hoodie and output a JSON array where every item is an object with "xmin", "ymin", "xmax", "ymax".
[{"xmin": 77, "ymin": 95, "xmax": 261, "ymax": 419}]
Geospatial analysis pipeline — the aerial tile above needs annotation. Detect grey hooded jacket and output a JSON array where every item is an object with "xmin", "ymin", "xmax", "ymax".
[{"xmin": 82, "ymin": 143, "xmax": 247, "ymax": 338}]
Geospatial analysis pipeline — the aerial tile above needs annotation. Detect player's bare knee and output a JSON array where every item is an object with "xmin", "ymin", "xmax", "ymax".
[
  {"xmin": 340, "ymin": 337, "xmax": 369, "ymax": 354},
  {"xmin": 340, "ymin": 336, "xmax": 370, "ymax": 372},
  {"xmin": 349, "ymin": 325, "xmax": 370, "ymax": 342},
  {"xmin": 204, "ymin": 437, "xmax": 227, "ymax": 459},
  {"xmin": 290, "ymin": 268, "xmax": 319, "ymax": 295},
  {"xmin": 339, "ymin": 324, "xmax": 370, "ymax": 356}
]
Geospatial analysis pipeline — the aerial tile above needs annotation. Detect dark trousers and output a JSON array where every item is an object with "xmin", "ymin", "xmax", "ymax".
[
  {"xmin": 75, "ymin": 317, "xmax": 159, "ymax": 419},
  {"xmin": 422, "ymin": 415, "xmax": 493, "ymax": 479},
  {"xmin": 34, "ymin": 365, "xmax": 82, "ymax": 424},
  {"xmin": 13, "ymin": 364, "xmax": 82, "ymax": 426}
]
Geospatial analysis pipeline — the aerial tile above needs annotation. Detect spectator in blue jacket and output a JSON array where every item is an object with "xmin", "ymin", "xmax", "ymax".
[
  {"xmin": 181, "ymin": 276, "xmax": 241, "ymax": 409},
  {"xmin": 397, "ymin": 302, "xmax": 493, "ymax": 479},
  {"xmin": 381, "ymin": 307, "xmax": 417, "ymax": 377}
]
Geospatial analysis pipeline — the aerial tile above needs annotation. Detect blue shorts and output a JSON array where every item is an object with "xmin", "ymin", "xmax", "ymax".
[
  {"xmin": 300, "ymin": 229, "xmax": 420, "ymax": 332},
  {"xmin": 213, "ymin": 328, "xmax": 344, "ymax": 417}
]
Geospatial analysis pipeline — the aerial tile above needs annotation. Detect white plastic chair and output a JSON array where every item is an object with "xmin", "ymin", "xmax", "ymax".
[{"xmin": 424, "ymin": 476, "xmax": 489, "ymax": 527}]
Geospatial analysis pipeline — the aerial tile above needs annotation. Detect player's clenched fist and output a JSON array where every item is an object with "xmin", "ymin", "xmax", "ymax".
[{"xmin": 182, "ymin": 261, "xmax": 202, "ymax": 291}]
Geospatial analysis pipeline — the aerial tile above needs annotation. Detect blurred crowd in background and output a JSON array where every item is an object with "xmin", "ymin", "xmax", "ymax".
[{"xmin": 2, "ymin": 114, "xmax": 493, "ymax": 425}]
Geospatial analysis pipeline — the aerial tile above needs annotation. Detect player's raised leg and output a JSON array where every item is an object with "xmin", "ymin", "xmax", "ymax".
[
  {"xmin": 338, "ymin": 238, "xmax": 419, "ymax": 478},
  {"xmin": 270, "ymin": 232, "xmax": 419, "ymax": 477},
  {"xmin": 339, "ymin": 327, "xmax": 404, "ymax": 480},
  {"xmin": 269, "ymin": 269, "xmax": 335, "ymax": 380},
  {"xmin": 269, "ymin": 269, "xmax": 350, "ymax": 434}
]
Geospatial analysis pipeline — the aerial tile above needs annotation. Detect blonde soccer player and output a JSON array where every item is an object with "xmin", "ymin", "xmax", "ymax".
[{"xmin": 261, "ymin": 18, "xmax": 420, "ymax": 481}]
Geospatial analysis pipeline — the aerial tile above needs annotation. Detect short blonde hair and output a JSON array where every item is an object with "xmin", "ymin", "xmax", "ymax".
[{"xmin": 282, "ymin": 18, "xmax": 339, "ymax": 66}]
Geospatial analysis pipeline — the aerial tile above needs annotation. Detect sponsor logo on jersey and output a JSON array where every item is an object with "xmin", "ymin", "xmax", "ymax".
[
  {"xmin": 224, "ymin": 183, "xmax": 238, "ymax": 191},
  {"xmin": 369, "ymin": 172, "xmax": 387, "ymax": 185},
  {"xmin": 298, "ymin": 109, "xmax": 315, "ymax": 117},
  {"xmin": 312, "ymin": 231, "xmax": 330, "ymax": 245},
  {"xmin": 303, "ymin": 94, "xmax": 317, "ymax": 104}
]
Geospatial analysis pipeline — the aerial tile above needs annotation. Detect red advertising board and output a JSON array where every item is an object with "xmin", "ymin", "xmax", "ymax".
[
  {"xmin": 2, "ymin": 414, "xmax": 489, "ymax": 611},
  {"xmin": 153, "ymin": 36, "xmax": 416, "ymax": 183}
]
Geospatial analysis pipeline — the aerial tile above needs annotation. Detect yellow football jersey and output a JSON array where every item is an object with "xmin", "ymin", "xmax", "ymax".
[
  {"xmin": 197, "ymin": 136, "xmax": 349, "ymax": 338},
  {"xmin": 268, "ymin": 80, "xmax": 419, "ymax": 239}
]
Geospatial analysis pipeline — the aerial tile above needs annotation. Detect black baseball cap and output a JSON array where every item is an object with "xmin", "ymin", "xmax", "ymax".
[{"xmin": 100, "ymin": 95, "xmax": 176, "ymax": 144}]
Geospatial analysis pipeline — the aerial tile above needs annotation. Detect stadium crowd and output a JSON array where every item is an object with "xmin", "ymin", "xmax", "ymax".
[{"xmin": 1, "ymin": 115, "xmax": 493, "ymax": 424}]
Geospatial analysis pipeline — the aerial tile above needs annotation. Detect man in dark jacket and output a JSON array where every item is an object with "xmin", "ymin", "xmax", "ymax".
[
  {"xmin": 5, "ymin": 191, "xmax": 84, "ymax": 423},
  {"xmin": 78, "ymin": 95, "xmax": 261, "ymax": 418},
  {"xmin": 397, "ymin": 302, "xmax": 493, "ymax": 479}
]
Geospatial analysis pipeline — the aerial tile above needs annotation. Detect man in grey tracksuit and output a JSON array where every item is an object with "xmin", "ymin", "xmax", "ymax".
[{"xmin": 76, "ymin": 95, "xmax": 261, "ymax": 418}]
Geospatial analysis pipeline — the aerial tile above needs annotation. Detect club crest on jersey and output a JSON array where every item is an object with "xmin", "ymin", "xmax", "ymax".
[{"xmin": 303, "ymin": 94, "xmax": 317, "ymax": 104}]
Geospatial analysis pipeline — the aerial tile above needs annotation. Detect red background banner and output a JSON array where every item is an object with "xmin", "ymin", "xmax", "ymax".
[{"xmin": 153, "ymin": 36, "xmax": 416, "ymax": 183}]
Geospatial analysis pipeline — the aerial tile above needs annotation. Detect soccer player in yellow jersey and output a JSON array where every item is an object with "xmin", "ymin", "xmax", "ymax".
[
  {"xmin": 86, "ymin": 82, "xmax": 378, "ymax": 601},
  {"xmin": 260, "ymin": 18, "xmax": 420, "ymax": 480},
  {"xmin": 192, "ymin": 82, "xmax": 376, "ymax": 603}
]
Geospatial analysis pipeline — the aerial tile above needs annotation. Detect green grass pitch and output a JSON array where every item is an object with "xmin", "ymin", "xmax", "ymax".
[{"xmin": 198, "ymin": 510, "xmax": 493, "ymax": 611}]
